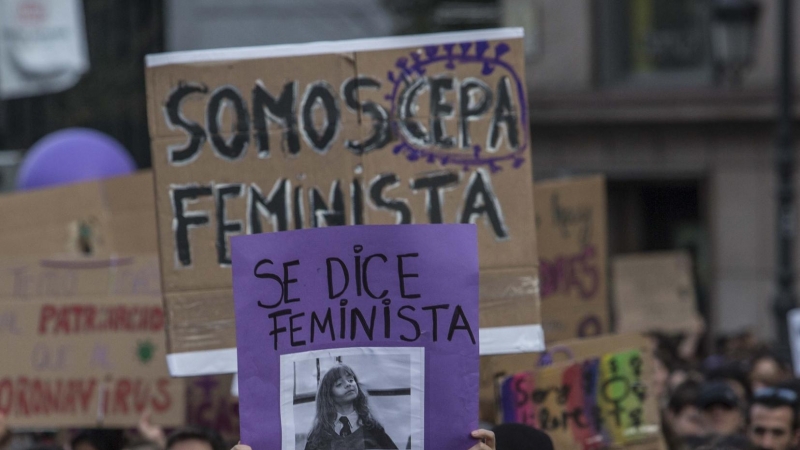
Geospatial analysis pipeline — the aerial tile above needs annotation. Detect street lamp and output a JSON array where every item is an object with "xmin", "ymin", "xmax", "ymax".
[{"xmin": 710, "ymin": 0, "xmax": 761, "ymax": 85}]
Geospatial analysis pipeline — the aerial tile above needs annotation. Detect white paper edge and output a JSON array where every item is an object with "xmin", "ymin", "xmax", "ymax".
[
  {"xmin": 479, "ymin": 324, "xmax": 545, "ymax": 355},
  {"xmin": 789, "ymin": 308, "xmax": 800, "ymax": 376},
  {"xmin": 166, "ymin": 347, "xmax": 238, "ymax": 377},
  {"xmin": 231, "ymin": 373, "xmax": 239, "ymax": 397},
  {"xmin": 166, "ymin": 323, "xmax": 543, "ymax": 377},
  {"xmin": 146, "ymin": 28, "xmax": 524, "ymax": 67},
  {"xmin": 279, "ymin": 352, "xmax": 294, "ymax": 450}
]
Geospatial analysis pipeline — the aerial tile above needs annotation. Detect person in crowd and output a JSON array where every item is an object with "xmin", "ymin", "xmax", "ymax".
[
  {"xmin": 651, "ymin": 331, "xmax": 704, "ymax": 407},
  {"xmin": 492, "ymin": 423, "xmax": 553, "ymax": 450},
  {"xmin": 71, "ymin": 430, "xmax": 126, "ymax": 450},
  {"xmin": 122, "ymin": 439, "xmax": 163, "ymax": 450},
  {"xmin": 165, "ymin": 427, "xmax": 226, "ymax": 450},
  {"xmin": 650, "ymin": 334, "xmax": 681, "ymax": 388},
  {"xmin": 304, "ymin": 364, "xmax": 397, "ymax": 450},
  {"xmin": 697, "ymin": 380, "xmax": 746, "ymax": 437},
  {"xmin": 665, "ymin": 380, "xmax": 707, "ymax": 448},
  {"xmin": 746, "ymin": 386, "xmax": 800, "ymax": 450},
  {"xmin": 706, "ymin": 362, "xmax": 752, "ymax": 406},
  {"xmin": 749, "ymin": 351, "xmax": 791, "ymax": 393}
]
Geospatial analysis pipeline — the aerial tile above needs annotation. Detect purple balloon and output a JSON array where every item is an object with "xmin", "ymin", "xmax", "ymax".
[{"xmin": 16, "ymin": 128, "xmax": 136, "ymax": 191}]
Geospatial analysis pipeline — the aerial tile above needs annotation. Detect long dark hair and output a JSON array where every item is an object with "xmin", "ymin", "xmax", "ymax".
[{"xmin": 308, "ymin": 364, "xmax": 383, "ymax": 441}]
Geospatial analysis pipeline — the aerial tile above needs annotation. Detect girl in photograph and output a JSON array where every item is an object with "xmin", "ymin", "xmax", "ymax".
[{"xmin": 304, "ymin": 364, "xmax": 398, "ymax": 450}]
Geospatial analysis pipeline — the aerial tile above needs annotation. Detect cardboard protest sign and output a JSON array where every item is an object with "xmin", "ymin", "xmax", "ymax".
[
  {"xmin": 535, "ymin": 175, "xmax": 609, "ymax": 342},
  {"xmin": 0, "ymin": 174, "xmax": 185, "ymax": 428},
  {"xmin": 0, "ymin": 173, "xmax": 158, "ymax": 259},
  {"xmin": 500, "ymin": 351, "xmax": 661, "ymax": 449},
  {"xmin": 497, "ymin": 335, "xmax": 664, "ymax": 449},
  {"xmin": 612, "ymin": 251, "xmax": 702, "ymax": 334},
  {"xmin": 232, "ymin": 224, "xmax": 479, "ymax": 450},
  {"xmin": 478, "ymin": 333, "xmax": 649, "ymax": 422},
  {"xmin": 145, "ymin": 28, "xmax": 542, "ymax": 375}
]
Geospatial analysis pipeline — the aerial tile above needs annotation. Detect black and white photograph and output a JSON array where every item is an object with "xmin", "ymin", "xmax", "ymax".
[{"xmin": 279, "ymin": 347, "xmax": 424, "ymax": 450}]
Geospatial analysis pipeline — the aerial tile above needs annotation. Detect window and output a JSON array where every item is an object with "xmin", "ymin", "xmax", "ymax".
[
  {"xmin": 384, "ymin": 0, "xmax": 500, "ymax": 35},
  {"xmin": 597, "ymin": 0, "xmax": 713, "ymax": 87}
]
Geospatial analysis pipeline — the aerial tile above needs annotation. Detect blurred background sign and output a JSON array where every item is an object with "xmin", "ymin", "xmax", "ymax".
[{"xmin": 0, "ymin": 0, "xmax": 89, "ymax": 99}]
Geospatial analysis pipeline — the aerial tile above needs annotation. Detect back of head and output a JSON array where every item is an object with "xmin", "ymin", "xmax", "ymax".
[
  {"xmin": 492, "ymin": 423, "xmax": 554, "ymax": 450},
  {"xmin": 70, "ymin": 429, "xmax": 126, "ymax": 450},
  {"xmin": 669, "ymin": 379, "xmax": 701, "ymax": 414},
  {"xmin": 705, "ymin": 362, "xmax": 751, "ymax": 402},
  {"xmin": 166, "ymin": 427, "xmax": 227, "ymax": 450},
  {"xmin": 123, "ymin": 439, "xmax": 163, "ymax": 450},
  {"xmin": 697, "ymin": 380, "xmax": 741, "ymax": 410},
  {"xmin": 750, "ymin": 385, "xmax": 800, "ymax": 431},
  {"xmin": 29, "ymin": 445, "xmax": 67, "ymax": 450}
]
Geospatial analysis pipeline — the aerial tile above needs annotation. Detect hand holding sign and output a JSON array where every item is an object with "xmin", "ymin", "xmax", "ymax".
[{"xmin": 469, "ymin": 430, "xmax": 497, "ymax": 450}]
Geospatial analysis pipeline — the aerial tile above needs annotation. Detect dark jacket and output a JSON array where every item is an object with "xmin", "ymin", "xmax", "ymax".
[{"xmin": 304, "ymin": 424, "xmax": 398, "ymax": 450}]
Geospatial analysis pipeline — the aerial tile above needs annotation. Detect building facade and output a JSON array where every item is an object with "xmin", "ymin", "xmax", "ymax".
[
  {"xmin": 157, "ymin": 0, "xmax": 800, "ymax": 341},
  {"xmin": 526, "ymin": 0, "xmax": 795, "ymax": 340}
]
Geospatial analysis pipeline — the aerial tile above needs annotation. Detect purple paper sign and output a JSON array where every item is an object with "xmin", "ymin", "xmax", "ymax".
[{"xmin": 232, "ymin": 224, "xmax": 479, "ymax": 450}]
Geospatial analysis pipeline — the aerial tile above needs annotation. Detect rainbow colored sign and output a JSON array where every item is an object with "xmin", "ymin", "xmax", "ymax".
[{"xmin": 500, "ymin": 350, "xmax": 662, "ymax": 449}]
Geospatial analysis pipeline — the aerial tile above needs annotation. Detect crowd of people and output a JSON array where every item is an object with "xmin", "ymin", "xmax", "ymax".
[
  {"xmin": 3, "ymin": 328, "xmax": 799, "ymax": 450},
  {"xmin": 0, "ymin": 413, "xmax": 230, "ymax": 450},
  {"xmin": 654, "ymin": 327, "xmax": 800, "ymax": 450}
]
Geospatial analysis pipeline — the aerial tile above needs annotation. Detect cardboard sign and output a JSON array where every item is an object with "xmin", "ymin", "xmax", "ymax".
[
  {"xmin": 232, "ymin": 225, "xmax": 479, "ymax": 450},
  {"xmin": 496, "ymin": 335, "xmax": 664, "ymax": 450},
  {"xmin": 0, "ymin": 173, "xmax": 158, "ymax": 259},
  {"xmin": 535, "ymin": 176, "xmax": 609, "ymax": 342},
  {"xmin": 480, "ymin": 334, "xmax": 646, "ymax": 422},
  {"xmin": 500, "ymin": 351, "xmax": 660, "ymax": 449},
  {"xmin": 0, "ymin": 174, "xmax": 185, "ymax": 428},
  {"xmin": 612, "ymin": 251, "xmax": 701, "ymax": 334},
  {"xmin": 145, "ymin": 28, "xmax": 542, "ymax": 375}
]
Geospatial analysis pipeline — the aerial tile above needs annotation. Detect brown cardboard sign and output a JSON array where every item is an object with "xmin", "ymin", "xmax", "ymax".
[
  {"xmin": 534, "ymin": 176, "xmax": 609, "ymax": 342},
  {"xmin": 498, "ymin": 347, "xmax": 662, "ymax": 449},
  {"xmin": 487, "ymin": 334, "xmax": 665, "ymax": 450},
  {"xmin": 0, "ymin": 174, "xmax": 185, "ymax": 428},
  {"xmin": 480, "ymin": 334, "xmax": 646, "ymax": 422},
  {"xmin": 145, "ymin": 29, "xmax": 542, "ymax": 374},
  {"xmin": 612, "ymin": 251, "xmax": 702, "ymax": 334},
  {"xmin": 0, "ymin": 294, "xmax": 183, "ymax": 428},
  {"xmin": 0, "ymin": 173, "xmax": 159, "ymax": 259}
]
